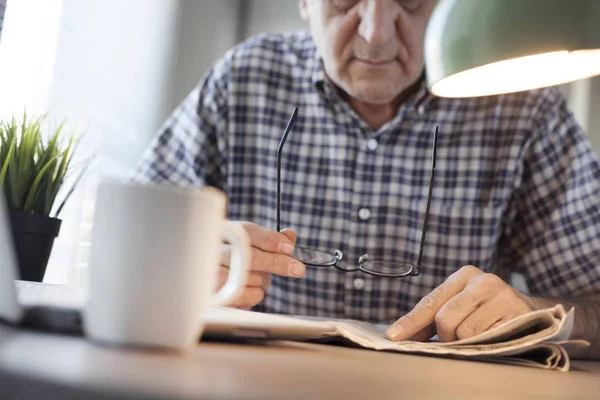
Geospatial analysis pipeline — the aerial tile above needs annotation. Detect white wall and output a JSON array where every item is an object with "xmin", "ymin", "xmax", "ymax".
[
  {"xmin": 588, "ymin": 78, "xmax": 600, "ymax": 154},
  {"xmin": 171, "ymin": 0, "xmax": 305, "ymax": 109},
  {"xmin": 241, "ymin": 0, "xmax": 305, "ymax": 38},
  {"xmin": 0, "ymin": 0, "xmax": 63, "ymax": 117},
  {"xmin": 41, "ymin": 0, "xmax": 184, "ymax": 285},
  {"xmin": 172, "ymin": 0, "xmax": 242, "ymax": 109},
  {"xmin": 0, "ymin": 1, "xmax": 6, "ymax": 45},
  {"xmin": 50, "ymin": 0, "xmax": 182, "ymax": 164}
]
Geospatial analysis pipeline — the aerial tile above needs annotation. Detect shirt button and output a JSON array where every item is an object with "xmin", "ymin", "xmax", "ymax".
[
  {"xmin": 353, "ymin": 278, "xmax": 366, "ymax": 290},
  {"xmin": 358, "ymin": 208, "xmax": 371, "ymax": 221},
  {"xmin": 367, "ymin": 138, "xmax": 378, "ymax": 151},
  {"xmin": 417, "ymin": 104, "xmax": 426, "ymax": 116}
]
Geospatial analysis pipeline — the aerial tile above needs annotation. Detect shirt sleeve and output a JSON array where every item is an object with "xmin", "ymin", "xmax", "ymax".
[
  {"xmin": 131, "ymin": 55, "xmax": 231, "ymax": 191},
  {"xmin": 498, "ymin": 88, "xmax": 600, "ymax": 298}
]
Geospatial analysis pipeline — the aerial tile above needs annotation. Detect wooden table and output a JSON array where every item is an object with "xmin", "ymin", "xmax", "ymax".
[{"xmin": 1, "ymin": 324, "xmax": 599, "ymax": 400}]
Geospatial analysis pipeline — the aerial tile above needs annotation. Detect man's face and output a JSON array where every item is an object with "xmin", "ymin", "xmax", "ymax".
[{"xmin": 300, "ymin": 0, "xmax": 437, "ymax": 105}]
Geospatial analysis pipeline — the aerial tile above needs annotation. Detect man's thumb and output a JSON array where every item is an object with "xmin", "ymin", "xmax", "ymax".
[{"xmin": 280, "ymin": 228, "xmax": 297, "ymax": 245}]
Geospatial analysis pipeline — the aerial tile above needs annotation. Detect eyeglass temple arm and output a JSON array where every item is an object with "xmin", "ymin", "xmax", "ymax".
[
  {"xmin": 276, "ymin": 107, "xmax": 298, "ymax": 232},
  {"xmin": 415, "ymin": 126, "xmax": 438, "ymax": 273}
]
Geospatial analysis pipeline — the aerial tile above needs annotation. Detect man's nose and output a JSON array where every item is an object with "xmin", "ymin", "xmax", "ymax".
[{"xmin": 358, "ymin": 0, "xmax": 398, "ymax": 46}]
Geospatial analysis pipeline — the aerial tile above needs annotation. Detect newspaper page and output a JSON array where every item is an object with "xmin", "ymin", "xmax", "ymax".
[{"xmin": 203, "ymin": 305, "xmax": 588, "ymax": 371}]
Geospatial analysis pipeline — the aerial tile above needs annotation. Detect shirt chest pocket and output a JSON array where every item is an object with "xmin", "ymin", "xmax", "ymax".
[{"xmin": 404, "ymin": 199, "xmax": 505, "ymax": 274}]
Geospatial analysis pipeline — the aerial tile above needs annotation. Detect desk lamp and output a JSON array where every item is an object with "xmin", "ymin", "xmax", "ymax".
[{"xmin": 425, "ymin": 0, "xmax": 600, "ymax": 97}]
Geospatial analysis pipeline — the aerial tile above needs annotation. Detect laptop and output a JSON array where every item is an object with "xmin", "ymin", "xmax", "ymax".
[{"xmin": 0, "ymin": 190, "xmax": 329, "ymax": 341}]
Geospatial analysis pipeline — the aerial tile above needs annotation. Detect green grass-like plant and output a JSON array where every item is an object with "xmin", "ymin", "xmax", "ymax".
[{"xmin": 0, "ymin": 109, "xmax": 91, "ymax": 218}]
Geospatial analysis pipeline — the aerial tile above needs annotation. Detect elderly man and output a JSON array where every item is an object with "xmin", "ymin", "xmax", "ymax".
[{"xmin": 134, "ymin": 0, "xmax": 600, "ymax": 357}]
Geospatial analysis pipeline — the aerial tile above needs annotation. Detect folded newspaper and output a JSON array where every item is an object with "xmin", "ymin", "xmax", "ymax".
[{"xmin": 203, "ymin": 304, "xmax": 589, "ymax": 371}]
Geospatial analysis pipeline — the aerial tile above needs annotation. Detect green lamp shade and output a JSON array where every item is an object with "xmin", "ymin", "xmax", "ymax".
[{"xmin": 425, "ymin": 0, "xmax": 600, "ymax": 98}]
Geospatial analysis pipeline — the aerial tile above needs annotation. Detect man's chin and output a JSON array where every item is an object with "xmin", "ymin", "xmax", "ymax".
[{"xmin": 346, "ymin": 85, "xmax": 405, "ymax": 105}]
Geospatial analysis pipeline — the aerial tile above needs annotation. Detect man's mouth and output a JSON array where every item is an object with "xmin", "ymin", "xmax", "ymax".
[{"xmin": 355, "ymin": 58, "xmax": 396, "ymax": 67}]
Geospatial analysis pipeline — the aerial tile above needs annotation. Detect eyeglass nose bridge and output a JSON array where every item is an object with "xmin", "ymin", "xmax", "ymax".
[
  {"xmin": 358, "ymin": 253, "xmax": 369, "ymax": 265},
  {"xmin": 333, "ymin": 249, "xmax": 343, "ymax": 261},
  {"xmin": 332, "ymin": 249, "xmax": 362, "ymax": 273}
]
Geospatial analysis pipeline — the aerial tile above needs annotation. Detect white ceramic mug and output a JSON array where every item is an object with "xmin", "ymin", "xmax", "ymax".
[{"xmin": 84, "ymin": 181, "xmax": 249, "ymax": 350}]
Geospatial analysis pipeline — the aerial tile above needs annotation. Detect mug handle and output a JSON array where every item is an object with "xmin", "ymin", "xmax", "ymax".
[{"xmin": 211, "ymin": 222, "xmax": 251, "ymax": 306}]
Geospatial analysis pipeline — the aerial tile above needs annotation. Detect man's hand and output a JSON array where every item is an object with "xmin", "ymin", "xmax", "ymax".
[
  {"xmin": 217, "ymin": 222, "xmax": 305, "ymax": 309},
  {"xmin": 386, "ymin": 265, "xmax": 532, "ymax": 342}
]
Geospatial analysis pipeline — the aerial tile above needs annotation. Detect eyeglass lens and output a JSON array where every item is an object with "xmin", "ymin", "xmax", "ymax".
[{"xmin": 291, "ymin": 246, "xmax": 337, "ymax": 266}]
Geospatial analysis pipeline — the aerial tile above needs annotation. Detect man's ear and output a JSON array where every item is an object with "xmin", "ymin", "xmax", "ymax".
[{"xmin": 299, "ymin": 0, "xmax": 310, "ymax": 21}]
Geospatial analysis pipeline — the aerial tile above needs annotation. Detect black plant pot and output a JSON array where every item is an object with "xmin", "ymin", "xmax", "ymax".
[{"xmin": 8, "ymin": 210, "xmax": 62, "ymax": 282}]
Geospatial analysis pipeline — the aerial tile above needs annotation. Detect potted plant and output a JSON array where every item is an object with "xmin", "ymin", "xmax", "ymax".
[{"xmin": 0, "ymin": 109, "xmax": 91, "ymax": 282}]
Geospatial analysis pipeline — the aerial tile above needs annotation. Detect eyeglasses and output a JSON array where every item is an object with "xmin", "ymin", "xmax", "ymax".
[{"xmin": 276, "ymin": 107, "xmax": 438, "ymax": 278}]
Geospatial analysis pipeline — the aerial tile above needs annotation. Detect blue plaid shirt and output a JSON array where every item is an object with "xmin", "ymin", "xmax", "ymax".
[{"xmin": 134, "ymin": 31, "xmax": 600, "ymax": 323}]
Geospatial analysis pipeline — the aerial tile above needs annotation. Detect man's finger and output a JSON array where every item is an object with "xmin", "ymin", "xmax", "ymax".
[
  {"xmin": 221, "ymin": 243, "xmax": 305, "ymax": 277},
  {"xmin": 386, "ymin": 265, "xmax": 483, "ymax": 341},
  {"xmin": 251, "ymin": 247, "xmax": 305, "ymax": 277},
  {"xmin": 406, "ymin": 324, "xmax": 436, "ymax": 342},
  {"xmin": 229, "ymin": 287, "xmax": 266, "ymax": 308},
  {"xmin": 488, "ymin": 318, "xmax": 510, "ymax": 332},
  {"xmin": 233, "ymin": 221, "xmax": 297, "ymax": 255},
  {"xmin": 280, "ymin": 228, "xmax": 297, "ymax": 245},
  {"xmin": 433, "ymin": 277, "xmax": 495, "ymax": 342},
  {"xmin": 244, "ymin": 271, "xmax": 270, "ymax": 290},
  {"xmin": 258, "ymin": 271, "xmax": 271, "ymax": 290},
  {"xmin": 217, "ymin": 268, "xmax": 271, "ymax": 290},
  {"xmin": 455, "ymin": 300, "xmax": 504, "ymax": 340}
]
